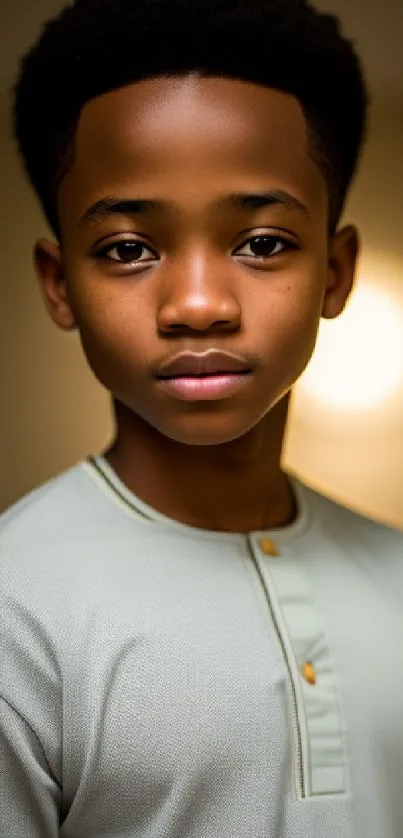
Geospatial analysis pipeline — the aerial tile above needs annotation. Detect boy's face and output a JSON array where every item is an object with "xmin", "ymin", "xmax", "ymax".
[{"xmin": 36, "ymin": 75, "xmax": 358, "ymax": 445}]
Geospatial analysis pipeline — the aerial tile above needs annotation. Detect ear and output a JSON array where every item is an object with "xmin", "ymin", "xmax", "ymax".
[
  {"xmin": 34, "ymin": 239, "xmax": 77, "ymax": 331},
  {"xmin": 322, "ymin": 225, "xmax": 360, "ymax": 319}
]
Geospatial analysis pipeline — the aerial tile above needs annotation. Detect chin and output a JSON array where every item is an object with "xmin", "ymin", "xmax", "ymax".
[{"xmin": 155, "ymin": 414, "xmax": 262, "ymax": 447}]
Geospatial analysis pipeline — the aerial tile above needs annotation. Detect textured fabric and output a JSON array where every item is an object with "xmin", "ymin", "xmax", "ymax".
[{"xmin": 1, "ymin": 454, "xmax": 403, "ymax": 838}]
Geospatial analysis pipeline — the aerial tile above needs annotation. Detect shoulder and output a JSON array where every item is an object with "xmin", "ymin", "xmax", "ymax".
[
  {"xmin": 0, "ymin": 459, "xmax": 133, "ymax": 591},
  {"xmin": 0, "ymin": 460, "xmax": 94, "ymax": 543},
  {"xmin": 295, "ymin": 475, "xmax": 403, "ymax": 594},
  {"xmin": 0, "ymin": 462, "xmax": 94, "ymax": 597},
  {"xmin": 0, "ymin": 459, "xmax": 156, "ymax": 594},
  {"xmin": 299, "ymin": 477, "xmax": 403, "ymax": 543}
]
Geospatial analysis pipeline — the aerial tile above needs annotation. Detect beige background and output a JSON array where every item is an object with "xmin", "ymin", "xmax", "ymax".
[{"xmin": 0, "ymin": 0, "xmax": 402, "ymax": 525}]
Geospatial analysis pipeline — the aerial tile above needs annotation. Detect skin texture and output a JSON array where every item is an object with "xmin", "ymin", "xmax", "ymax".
[{"xmin": 35, "ymin": 75, "xmax": 359, "ymax": 532}]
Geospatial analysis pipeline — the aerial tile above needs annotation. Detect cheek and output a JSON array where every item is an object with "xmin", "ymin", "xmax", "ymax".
[
  {"xmin": 85, "ymin": 317, "xmax": 148, "ymax": 376},
  {"xmin": 68, "ymin": 278, "xmax": 152, "ymax": 383},
  {"xmin": 253, "ymin": 270, "xmax": 324, "ymax": 357},
  {"xmin": 248, "ymin": 271, "xmax": 325, "ymax": 399}
]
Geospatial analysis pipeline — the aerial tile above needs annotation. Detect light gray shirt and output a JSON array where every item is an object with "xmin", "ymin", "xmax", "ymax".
[{"xmin": 1, "ymin": 454, "xmax": 403, "ymax": 837}]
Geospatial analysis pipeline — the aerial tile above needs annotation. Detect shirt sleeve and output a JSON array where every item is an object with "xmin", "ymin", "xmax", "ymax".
[
  {"xmin": 0, "ymin": 534, "xmax": 64, "ymax": 837},
  {"xmin": 0, "ymin": 695, "xmax": 61, "ymax": 837}
]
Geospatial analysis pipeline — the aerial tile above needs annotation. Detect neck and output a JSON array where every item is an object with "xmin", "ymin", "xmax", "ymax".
[{"xmin": 103, "ymin": 394, "xmax": 296, "ymax": 533}]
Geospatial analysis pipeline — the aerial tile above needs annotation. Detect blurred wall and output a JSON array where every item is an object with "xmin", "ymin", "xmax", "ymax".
[
  {"xmin": 0, "ymin": 80, "xmax": 402, "ymax": 523},
  {"xmin": 285, "ymin": 96, "xmax": 403, "ymax": 529}
]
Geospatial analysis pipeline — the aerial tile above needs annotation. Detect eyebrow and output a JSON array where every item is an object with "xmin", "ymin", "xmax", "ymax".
[{"xmin": 79, "ymin": 189, "xmax": 311, "ymax": 227}]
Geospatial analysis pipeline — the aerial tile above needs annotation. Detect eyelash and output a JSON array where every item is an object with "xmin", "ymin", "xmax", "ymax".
[{"xmin": 94, "ymin": 234, "xmax": 298, "ymax": 267}]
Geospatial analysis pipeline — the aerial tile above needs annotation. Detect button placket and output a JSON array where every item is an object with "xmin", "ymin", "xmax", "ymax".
[{"xmin": 251, "ymin": 534, "xmax": 347, "ymax": 797}]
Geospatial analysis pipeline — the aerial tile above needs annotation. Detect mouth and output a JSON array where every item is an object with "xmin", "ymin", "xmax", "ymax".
[{"xmin": 156, "ymin": 370, "xmax": 252, "ymax": 401}]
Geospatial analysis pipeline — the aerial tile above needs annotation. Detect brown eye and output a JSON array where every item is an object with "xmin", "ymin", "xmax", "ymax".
[
  {"xmin": 97, "ymin": 240, "xmax": 156, "ymax": 264},
  {"xmin": 235, "ymin": 235, "xmax": 296, "ymax": 259}
]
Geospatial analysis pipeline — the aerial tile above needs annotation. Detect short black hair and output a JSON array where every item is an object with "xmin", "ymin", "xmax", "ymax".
[{"xmin": 13, "ymin": 0, "xmax": 368, "ymax": 238}]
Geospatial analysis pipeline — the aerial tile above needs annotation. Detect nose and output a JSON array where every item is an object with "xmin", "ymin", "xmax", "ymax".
[{"xmin": 156, "ymin": 250, "xmax": 242, "ymax": 334}]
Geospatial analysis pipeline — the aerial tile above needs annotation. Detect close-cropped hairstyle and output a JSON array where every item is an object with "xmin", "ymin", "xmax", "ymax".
[{"xmin": 13, "ymin": 0, "xmax": 369, "ymax": 237}]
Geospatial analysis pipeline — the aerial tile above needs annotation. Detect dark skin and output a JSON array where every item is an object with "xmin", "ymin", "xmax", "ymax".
[{"xmin": 35, "ymin": 75, "xmax": 359, "ymax": 532}]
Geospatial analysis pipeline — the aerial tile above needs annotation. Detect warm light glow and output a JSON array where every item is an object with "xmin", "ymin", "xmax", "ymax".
[{"xmin": 299, "ymin": 283, "xmax": 403, "ymax": 411}]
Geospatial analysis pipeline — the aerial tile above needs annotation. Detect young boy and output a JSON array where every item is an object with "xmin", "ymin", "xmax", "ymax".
[{"xmin": 1, "ymin": 0, "xmax": 402, "ymax": 835}]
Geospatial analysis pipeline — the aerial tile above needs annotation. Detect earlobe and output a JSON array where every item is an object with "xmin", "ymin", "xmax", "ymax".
[
  {"xmin": 322, "ymin": 225, "xmax": 360, "ymax": 320},
  {"xmin": 34, "ymin": 239, "xmax": 77, "ymax": 331}
]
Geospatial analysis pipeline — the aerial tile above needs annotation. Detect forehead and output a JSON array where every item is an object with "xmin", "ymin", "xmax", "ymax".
[{"xmin": 58, "ymin": 75, "xmax": 327, "ymax": 225}]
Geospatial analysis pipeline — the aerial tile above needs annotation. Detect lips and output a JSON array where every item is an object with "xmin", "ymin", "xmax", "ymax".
[{"xmin": 156, "ymin": 349, "xmax": 252, "ymax": 379}]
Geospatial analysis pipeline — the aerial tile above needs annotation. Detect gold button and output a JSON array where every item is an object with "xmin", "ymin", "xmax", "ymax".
[
  {"xmin": 302, "ymin": 661, "xmax": 317, "ymax": 686},
  {"xmin": 259, "ymin": 537, "xmax": 279, "ymax": 557}
]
